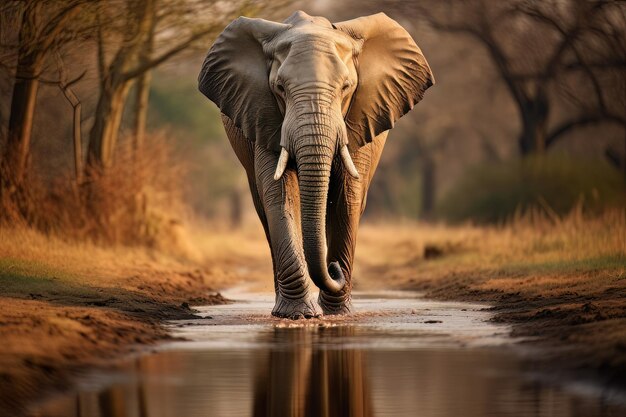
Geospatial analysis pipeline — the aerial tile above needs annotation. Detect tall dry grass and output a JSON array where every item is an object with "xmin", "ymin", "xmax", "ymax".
[
  {"xmin": 1, "ymin": 132, "xmax": 193, "ymax": 252},
  {"xmin": 355, "ymin": 207, "xmax": 626, "ymax": 291}
]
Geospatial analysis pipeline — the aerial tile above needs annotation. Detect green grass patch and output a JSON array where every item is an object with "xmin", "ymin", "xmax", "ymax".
[{"xmin": 0, "ymin": 258, "xmax": 85, "ymax": 297}]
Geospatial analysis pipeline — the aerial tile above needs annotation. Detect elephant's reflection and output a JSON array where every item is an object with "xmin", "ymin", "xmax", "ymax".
[{"xmin": 253, "ymin": 326, "xmax": 373, "ymax": 417}]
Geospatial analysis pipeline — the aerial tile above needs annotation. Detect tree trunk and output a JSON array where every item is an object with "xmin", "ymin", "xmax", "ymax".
[
  {"xmin": 59, "ymin": 82, "xmax": 83, "ymax": 182},
  {"xmin": 229, "ymin": 189, "xmax": 243, "ymax": 229},
  {"xmin": 5, "ymin": 65, "xmax": 41, "ymax": 184},
  {"xmin": 132, "ymin": 0, "xmax": 157, "ymax": 151},
  {"xmin": 86, "ymin": 0, "xmax": 156, "ymax": 171},
  {"xmin": 518, "ymin": 95, "xmax": 549, "ymax": 155},
  {"xmin": 519, "ymin": 118, "xmax": 548, "ymax": 154},
  {"xmin": 133, "ymin": 69, "xmax": 152, "ymax": 151},
  {"xmin": 87, "ymin": 81, "xmax": 132, "ymax": 170},
  {"xmin": 72, "ymin": 101, "xmax": 83, "ymax": 182},
  {"xmin": 420, "ymin": 155, "xmax": 436, "ymax": 220},
  {"xmin": 3, "ymin": 3, "xmax": 42, "ymax": 185}
]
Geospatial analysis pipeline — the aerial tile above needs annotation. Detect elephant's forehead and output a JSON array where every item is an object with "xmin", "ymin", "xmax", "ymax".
[{"xmin": 272, "ymin": 25, "xmax": 356, "ymax": 58}]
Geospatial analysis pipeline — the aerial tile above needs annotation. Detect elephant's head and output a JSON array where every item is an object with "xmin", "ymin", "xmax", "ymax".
[{"xmin": 199, "ymin": 11, "xmax": 434, "ymax": 293}]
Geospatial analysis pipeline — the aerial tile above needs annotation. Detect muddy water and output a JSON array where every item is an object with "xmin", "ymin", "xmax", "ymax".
[{"xmin": 29, "ymin": 290, "xmax": 626, "ymax": 417}]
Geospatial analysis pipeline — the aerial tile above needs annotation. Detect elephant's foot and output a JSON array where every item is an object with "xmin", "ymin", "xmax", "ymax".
[
  {"xmin": 272, "ymin": 292, "xmax": 322, "ymax": 320},
  {"xmin": 318, "ymin": 290, "xmax": 353, "ymax": 315}
]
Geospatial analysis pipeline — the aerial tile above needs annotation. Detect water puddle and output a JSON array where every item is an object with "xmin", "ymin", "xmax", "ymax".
[{"xmin": 28, "ymin": 290, "xmax": 626, "ymax": 417}]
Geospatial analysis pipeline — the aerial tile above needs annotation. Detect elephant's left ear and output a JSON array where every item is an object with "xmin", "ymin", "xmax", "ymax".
[{"xmin": 335, "ymin": 13, "xmax": 434, "ymax": 147}]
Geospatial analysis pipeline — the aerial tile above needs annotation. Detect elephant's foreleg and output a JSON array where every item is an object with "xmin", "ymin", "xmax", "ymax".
[
  {"xmin": 255, "ymin": 145, "xmax": 321, "ymax": 319},
  {"xmin": 222, "ymin": 115, "xmax": 278, "ymax": 290},
  {"xmin": 322, "ymin": 134, "xmax": 387, "ymax": 314}
]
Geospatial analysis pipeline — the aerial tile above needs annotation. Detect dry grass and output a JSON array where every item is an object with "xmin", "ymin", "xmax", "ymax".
[
  {"xmin": 355, "ymin": 208, "xmax": 626, "ymax": 292},
  {"xmin": 1, "ymin": 132, "xmax": 191, "ymax": 251},
  {"xmin": 2, "ymin": 206, "xmax": 623, "ymax": 302},
  {"xmin": 1, "ymin": 226, "xmax": 184, "ymax": 284},
  {"xmin": 187, "ymin": 222, "xmax": 273, "ymax": 291},
  {"xmin": 0, "ymin": 219, "xmax": 270, "ymax": 297}
]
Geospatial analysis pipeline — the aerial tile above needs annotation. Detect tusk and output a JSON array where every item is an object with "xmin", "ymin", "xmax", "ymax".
[
  {"xmin": 273, "ymin": 147, "xmax": 289, "ymax": 180},
  {"xmin": 340, "ymin": 145, "xmax": 359, "ymax": 179}
]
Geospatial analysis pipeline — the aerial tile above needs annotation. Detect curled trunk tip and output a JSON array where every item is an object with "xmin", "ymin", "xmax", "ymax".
[{"xmin": 328, "ymin": 262, "xmax": 347, "ymax": 290}]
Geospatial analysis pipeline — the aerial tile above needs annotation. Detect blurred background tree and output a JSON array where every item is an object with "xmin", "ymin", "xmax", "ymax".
[
  {"xmin": 1, "ymin": 0, "xmax": 85, "ymax": 187},
  {"xmin": 407, "ymin": 0, "xmax": 626, "ymax": 157}
]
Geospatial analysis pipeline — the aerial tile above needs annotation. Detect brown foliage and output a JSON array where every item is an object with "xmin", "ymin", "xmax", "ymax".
[{"xmin": 1, "ymin": 132, "xmax": 189, "ymax": 248}]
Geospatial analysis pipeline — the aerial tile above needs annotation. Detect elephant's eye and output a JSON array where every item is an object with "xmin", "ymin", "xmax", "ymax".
[
  {"xmin": 342, "ymin": 81, "xmax": 351, "ymax": 93},
  {"xmin": 276, "ymin": 82, "xmax": 285, "ymax": 96}
]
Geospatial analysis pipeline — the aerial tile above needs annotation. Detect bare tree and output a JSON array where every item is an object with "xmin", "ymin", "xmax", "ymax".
[
  {"xmin": 86, "ymin": 0, "xmax": 157, "ymax": 170},
  {"xmin": 54, "ymin": 51, "xmax": 84, "ymax": 183},
  {"xmin": 85, "ymin": 0, "xmax": 263, "ymax": 171},
  {"xmin": 382, "ymin": 0, "xmax": 626, "ymax": 156},
  {"xmin": 2, "ymin": 0, "xmax": 84, "ymax": 186}
]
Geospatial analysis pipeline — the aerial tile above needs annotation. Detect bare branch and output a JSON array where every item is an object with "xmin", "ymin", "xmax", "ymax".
[
  {"xmin": 422, "ymin": 4, "xmax": 535, "ymax": 116},
  {"xmin": 122, "ymin": 26, "xmax": 218, "ymax": 81},
  {"xmin": 38, "ymin": 0, "xmax": 85, "ymax": 55},
  {"xmin": 546, "ymin": 113, "xmax": 626, "ymax": 147},
  {"xmin": 95, "ymin": 9, "xmax": 107, "ymax": 81}
]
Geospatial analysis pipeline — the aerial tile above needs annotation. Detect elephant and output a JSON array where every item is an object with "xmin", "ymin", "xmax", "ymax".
[{"xmin": 198, "ymin": 11, "xmax": 434, "ymax": 319}]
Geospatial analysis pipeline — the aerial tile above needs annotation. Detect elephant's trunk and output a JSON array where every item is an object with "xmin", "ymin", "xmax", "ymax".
[{"xmin": 293, "ymin": 110, "xmax": 346, "ymax": 294}]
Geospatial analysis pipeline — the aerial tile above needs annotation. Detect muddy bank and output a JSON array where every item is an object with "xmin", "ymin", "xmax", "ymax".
[
  {"xmin": 399, "ymin": 270, "xmax": 626, "ymax": 385},
  {"xmin": 0, "ymin": 259, "xmax": 226, "ymax": 417}
]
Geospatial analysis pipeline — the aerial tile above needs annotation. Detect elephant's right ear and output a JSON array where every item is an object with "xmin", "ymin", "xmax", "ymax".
[{"xmin": 198, "ymin": 17, "xmax": 288, "ymax": 151}]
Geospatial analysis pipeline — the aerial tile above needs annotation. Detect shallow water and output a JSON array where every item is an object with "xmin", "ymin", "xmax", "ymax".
[{"xmin": 29, "ymin": 290, "xmax": 626, "ymax": 417}]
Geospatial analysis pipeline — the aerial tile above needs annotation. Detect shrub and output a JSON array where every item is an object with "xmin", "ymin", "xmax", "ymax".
[
  {"xmin": 437, "ymin": 154, "xmax": 626, "ymax": 223},
  {"xmin": 1, "ymin": 132, "xmax": 192, "ymax": 252}
]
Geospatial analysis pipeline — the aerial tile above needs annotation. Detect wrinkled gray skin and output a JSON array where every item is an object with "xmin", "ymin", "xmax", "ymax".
[{"xmin": 199, "ymin": 11, "xmax": 434, "ymax": 319}]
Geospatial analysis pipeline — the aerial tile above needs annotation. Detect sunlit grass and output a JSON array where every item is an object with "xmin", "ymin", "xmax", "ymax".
[
  {"xmin": 2, "ymin": 208, "xmax": 624, "ymax": 296},
  {"xmin": 355, "ymin": 208, "xmax": 626, "ymax": 295}
]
